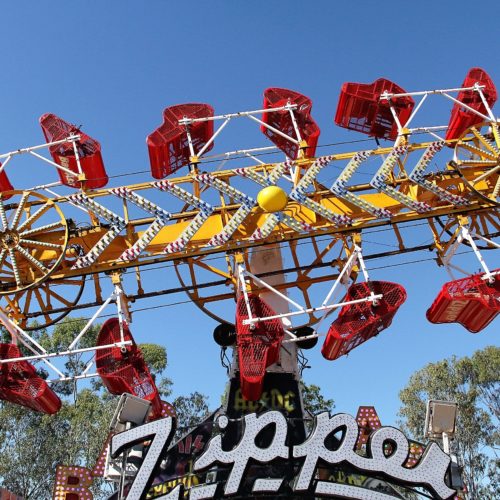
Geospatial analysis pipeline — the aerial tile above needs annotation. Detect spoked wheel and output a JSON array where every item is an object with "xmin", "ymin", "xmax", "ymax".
[
  {"xmin": 434, "ymin": 212, "xmax": 499, "ymax": 250},
  {"xmin": 454, "ymin": 120, "xmax": 500, "ymax": 204},
  {"xmin": 2, "ymin": 275, "xmax": 86, "ymax": 331},
  {"xmin": 0, "ymin": 191, "xmax": 69, "ymax": 295},
  {"xmin": 173, "ymin": 235, "xmax": 358, "ymax": 328}
]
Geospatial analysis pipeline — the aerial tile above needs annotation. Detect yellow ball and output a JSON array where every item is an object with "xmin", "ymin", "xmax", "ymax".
[{"xmin": 257, "ymin": 186, "xmax": 288, "ymax": 213}]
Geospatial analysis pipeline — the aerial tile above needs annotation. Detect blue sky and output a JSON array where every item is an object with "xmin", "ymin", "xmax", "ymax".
[{"xmin": 1, "ymin": 1, "xmax": 499, "ymax": 426}]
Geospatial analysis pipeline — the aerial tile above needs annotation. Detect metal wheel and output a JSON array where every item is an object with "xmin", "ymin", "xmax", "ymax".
[
  {"xmin": 454, "ymin": 120, "xmax": 500, "ymax": 204},
  {"xmin": 0, "ymin": 191, "xmax": 69, "ymax": 295},
  {"xmin": 173, "ymin": 235, "xmax": 357, "ymax": 328},
  {"xmin": 1, "ymin": 275, "xmax": 86, "ymax": 331}
]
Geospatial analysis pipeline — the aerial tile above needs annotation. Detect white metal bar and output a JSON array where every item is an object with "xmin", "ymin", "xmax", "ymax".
[
  {"xmin": 247, "ymin": 114, "xmax": 300, "ymax": 145},
  {"xmin": 243, "ymin": 294, "xmax": 383, "ymax": 325},
  {"xmin": 71, "ymin": 137, "xmax": 83, "ymax": 175},
  {"xmin": 389, "ymin": 105, "xmax": 403, "ymax": 134},
  {"xmin": 29, "ymin": 150, "xmax": 77, "ymax": 177},
  {"xmin": 68, "ymin": 293, "xmax": 116, "ymax": 349},
  {"xmin": 237, "ymin": 263, "xmax": 254, "ymax": 323},
  {"xmin": 49, "ymin": 372, "xmax": 100, "ymax": 383},
  {"xmin": 115, "ymin": 285, "xmax": 127, "ymax": 345},
  {"xmin": 196, "ymin": 117, "xmax": 231, "ymax": 157},
  {"xmin": 178, "ymin": 104, "xmax": 297, "ymax": 125},
  {"xmin": 469, "ymin": 231, "xmax": 500, "ymax": 249},
  {"xmin": 30, "ymin": 181, "xmax": 63, "ymax": 190},
  {"xmin": 0, "ymin": 154, "xmax": 13, "ymax": 174},
  {"xmin": 320, "ymin": 249, "xmax": 359, "ymax": 308},
  {"xmin": 245, "ymin": 153, "xmax": 266, "ymax": 165},
  {"xmin": 184, "ymin": 126, "xmax": 196, "ymax": 159},
  {"xmin": 381, "ymin": 85, "xmax": 483, "ymax": 99},
  {"xmin": 475, "ymin": 86, "xmax": 496, "ymax": 121},
  {"xmin": 408, "ymin": 125, "xmax": 449, "ymax": 133},
  {"xmin": 245, "ymin": 270, "xmax": 305, "ymax": 311},
  {"xmin": 201, "ymin": 145, "xmax": 278, "ymax": 161},
  {"xmin": 287, "ymin": 105, "xmax": 302, "ymax": 142},
  {"xmin": 471, "ymin": 165, "xmax": 500, "ymax": 184},
  {"xmin": 442, "ymin": 93, "xmax": 491, "ymax": 121},
  {"xmin": 461, "ymin": 227, "xmax": 492, "ymax": 276},
  {"xmin": 404, "ymin": 94, "xmax": 428, "ymax": 128},
  {"xmin": 0, "ymin": 135, "xmax": 81, "ymax": 160},
  {"xmin": 0, "ymin": 341, "xmax": 133, "ymax": 365}
]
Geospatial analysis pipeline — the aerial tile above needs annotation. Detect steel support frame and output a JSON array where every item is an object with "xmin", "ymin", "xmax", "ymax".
[
  {"xmin": 180, "ymin": 103, "xmax": 303, "ymax": 163},
  {"xmin": 441, "ymin": 225, "xmax": 499, "ymax": 282},
  {"xmin": 0, "ymin": 284, "xmax": 132, "ymax": 384},
  {"xmin": 236, "ymin": 245, "xmax": 382, "ymax": 343},
  {"xmin": 380, "ymin": 84, "xmax": 496, "ymax": 140}
]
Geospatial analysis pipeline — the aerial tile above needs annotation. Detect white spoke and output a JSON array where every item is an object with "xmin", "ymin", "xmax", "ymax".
[
  {"xmin": 10, "ymin": 192, "xmax": 29, "ymax": 230},
  {"xmin": 18, "ymin": 238, "xmax": 63, "ymax": 250},
  {"xmin": 16, "ymin": 246, "xmax": 49, "ymax": 274},
  {"xmin": 8, "ymin": 249, "xmax": 22, "ymax": 287},
  {"xmin": 17, "ymin": 203, "xmax": 51, "ymax": 232},
  {"xmin": 20, "ymin": 221, "xmax": 64, "ymax": 238}
]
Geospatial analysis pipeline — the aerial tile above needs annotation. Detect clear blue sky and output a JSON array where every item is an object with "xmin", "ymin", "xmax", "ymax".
[{"xmin": 1, "ymin": 1, "xmax": 499, "ymax": 426}]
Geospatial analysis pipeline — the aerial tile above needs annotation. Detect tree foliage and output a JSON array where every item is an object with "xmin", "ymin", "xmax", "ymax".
[
  {"xmin": 301, "ymin": 382, "xmax": 335, "ymax": 415},
  {"xmin": 0, "ymin": 317, "xmax": 192, "ymax": 499},
  {"xmin": 398, "ymin": 346, "xmax": 500, "ymax": 498}
]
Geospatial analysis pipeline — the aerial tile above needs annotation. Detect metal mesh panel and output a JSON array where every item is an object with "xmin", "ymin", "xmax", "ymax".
[
  {"xmin": 39, "ymin": 113, "xmax": 108, "ymax": 189},
  {"xmin": 321, "ymin": 281, "xmax": 407, "ymax": 360},
  {"xmin": 236, "ymin": 293, "xmax": 285, "ymax": 401},
  {"xmin": 95, "ymin": 318, "xmax": 162, "ymax": 417},
  {"xmin": 0, "ymin": 343, "xmax": 61, "ymax": 414},
  {"xmin": 426, "ymin": 269, "xmax": 500, "ymax": 333},
  {"xmin": 261, "ymin": 87, "xmax": 320, "ymax": 159},
  {"xmin": 334, "ymin": 78, "xmax": 414, "ymax": 140},
  {"xmin": 446, "ymin": 67, "xmax": 497, "ymax": 141},
  {"xmin": 147, "ymin": 103, "xmax": 214, "ymax": 179}
]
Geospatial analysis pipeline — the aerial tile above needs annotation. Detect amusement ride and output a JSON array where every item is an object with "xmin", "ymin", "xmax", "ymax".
[{"xmin": 0, "ymin": 67, "xmax": 498, "ymax": 499}]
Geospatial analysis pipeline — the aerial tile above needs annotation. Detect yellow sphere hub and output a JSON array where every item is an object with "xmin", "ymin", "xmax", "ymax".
[{"xmin": 257, "ymin": 186, "xmax": 288, "ymax": 213}]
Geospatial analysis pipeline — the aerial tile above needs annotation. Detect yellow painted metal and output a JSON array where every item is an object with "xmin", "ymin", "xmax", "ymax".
[{"xmin": 0, "ymin": 129, "xmax": 498, "ymax": 327}]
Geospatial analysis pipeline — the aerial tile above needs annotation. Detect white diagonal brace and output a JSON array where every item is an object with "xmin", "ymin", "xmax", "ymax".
[
  {"xmin": 409, "ymin": 142, "xmax": 470, "ymax": 206},
  {"xmin": 331, "ymin": 151, "xmax": 392, "ymax": 218},
  {"xmin": 110, "ymin": 187, "xmax": 172, "ymax": 261},
  {"xmin": 69, "ymin": 194, "xmax": 126, "ymax": 269},
  {"xmin": 288, "ymin": 156, "xmax": 351, "ymax": 226},
  {"xmin": 195, "ymin": 173, "xmax": 256, "ymax": 246},
  {"xmin": 250, "ymin": 213, "xmax": 311, "ymax": 240},
  {"xmin": 370, "ymin": 146, "xmax": 432, "ymax": 213},
  {"xmin": 153, "ymin": 180, "xmax": 214, "ymax": 253}
]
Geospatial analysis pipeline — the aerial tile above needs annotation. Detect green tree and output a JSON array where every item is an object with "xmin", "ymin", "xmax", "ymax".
[
  {"xmin": 172, "ymin": 391, "xmax": 210, "ymax": 438},
  {"xmin": 0, "ymin": 317, "xmax": 203, "ymax": 499},
  {"xmin": 301, "ymin": 382, "xmax": 335, "ymax": 415},
  {"xmin": 398, "ymin": 346, "xmax": 500, "ymax": 498}
]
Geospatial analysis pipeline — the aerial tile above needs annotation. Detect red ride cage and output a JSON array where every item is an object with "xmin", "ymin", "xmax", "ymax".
[
  {"xmin": 0, "ymin": 343, "xmax": 61, "ymax": 414},
  {"xmin": 0, "ymin": 162, "xmax": 14, "ymax": 200},
  {"xmin": 321, "ymin": 281, "xmax": 407, "ymax": 361},
  {"xmin": 261, "ymin": 88, "xmax": 320, "ymax": 159},
  {"xmin": 236, "ymin": 294, "xmax": 285, "ymax": 401},
  {"xmin": 147, "ymin": 103, "xmax": 214, "ymax": 179},
  {"xmin": 39, "ymin": 113, "xmax": 108, "ymax": 189},
  {"xmin": 426, "ymin": 270, "xmax": 500, "ymax": 333},
  {"xmin": 334, "ymin": 78, "xmax": 415, "ymax": 140},
  {"xmin": 95, "ymin": 318, "xmax": 163, "ymax": 419},
  {"xmin": 445, "ymin": 68, "xmax": 497, "ymax": 142}
]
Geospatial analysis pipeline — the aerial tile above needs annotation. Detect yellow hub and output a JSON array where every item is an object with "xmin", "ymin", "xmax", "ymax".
[{"xmin": 257, "ymin": 186, "xmax": 288, "ymax": 213}]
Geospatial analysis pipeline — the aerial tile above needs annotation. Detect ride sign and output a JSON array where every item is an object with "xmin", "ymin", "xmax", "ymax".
[{"xmin": 110, "ymin": 410, "xmax": 456, "ymax": 499}]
